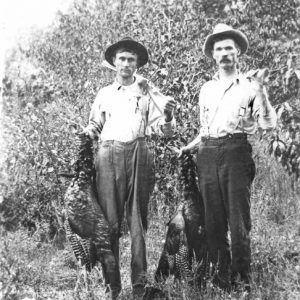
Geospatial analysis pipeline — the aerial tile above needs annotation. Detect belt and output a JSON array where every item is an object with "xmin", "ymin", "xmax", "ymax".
[
  {"xmin": 100, "ymin": 136, "xmax": 146, "ymax": 146},
  {"xmin": 201, "ymin": 133, "xmax": 247, "ymax": 142}
]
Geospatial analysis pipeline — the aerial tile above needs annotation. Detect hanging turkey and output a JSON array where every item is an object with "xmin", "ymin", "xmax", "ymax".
[
  {"xmin": 63, "ymin": 132, "xmax": 118, "ymax": 288},
  {"xmin": 155, "ymin": 151, "xmax": 209, "ymax": 289}
]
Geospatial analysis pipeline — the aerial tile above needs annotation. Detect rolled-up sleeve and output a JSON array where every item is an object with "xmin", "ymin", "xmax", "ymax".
[
  {"xmin": 252, "ymin": 86, "xmax": 277, "ymax": 130},
  {"xmin": 146, "ymin": 87, "xmax": 176, "ymax": 137},
  {"xmin": 84, "ymin": 91, "xmax": 105, "ymax": 138},
  {"xmin": 198, "ymin": 83, "xmax": 210, "ymax": 137}
]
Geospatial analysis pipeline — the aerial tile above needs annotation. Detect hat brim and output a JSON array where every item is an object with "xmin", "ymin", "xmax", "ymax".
[
  {"xmin": 203, "ymin": 29, "xmax": 248, "ymax": 59},
  {"xmin": 105, "ymin": 40, "xmax": 148, "ymax": 68}
]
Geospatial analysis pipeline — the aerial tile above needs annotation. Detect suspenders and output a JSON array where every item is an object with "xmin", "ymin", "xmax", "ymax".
[{"xmin": 204, "ymin": 79, "xmax": 249, "ymax": 137}]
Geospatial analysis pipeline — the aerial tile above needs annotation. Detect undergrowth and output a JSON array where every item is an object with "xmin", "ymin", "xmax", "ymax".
[{"xmin": 1, "ymin": 137, "xmax": 299, "ymax": 300}]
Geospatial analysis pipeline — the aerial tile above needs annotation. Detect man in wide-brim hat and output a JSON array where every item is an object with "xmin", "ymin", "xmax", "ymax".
[
  {"xmin": 180, "ymin": 24, "xmax": 277, "ymax": 293},
  {"xmin": 104, "ymin": 37, "xmax": 149, "ymax": 68},
  {"xmin": 203, "ymin": 23, "xmax": 249, "ymax": 59},
  {"xmin": 83, "ymin": 37, "xmax": 176, "ymax": 299}
]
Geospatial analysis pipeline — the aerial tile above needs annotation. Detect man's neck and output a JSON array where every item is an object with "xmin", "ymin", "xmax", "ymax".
[
  {"xmin": 116, "ymin": 75, "xmax": 135, "ymax": 86},
  {"xmin": 218, "ymin": 66, "xmax": 238, "ymax": 82}
]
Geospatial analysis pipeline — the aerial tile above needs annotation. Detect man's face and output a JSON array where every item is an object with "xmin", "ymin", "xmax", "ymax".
[
  {"xmin": 113, "ymin": 50, "xmax": 138, "ymax": 78},
  {"xmin": 212, "ymin": 39, "xmax": 240, "ymax": 71}
]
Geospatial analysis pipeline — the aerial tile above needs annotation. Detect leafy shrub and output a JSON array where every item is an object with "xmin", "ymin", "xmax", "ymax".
[{"xmin": 1, "ymin": 0, "xmax": 300, "ymax": 235}]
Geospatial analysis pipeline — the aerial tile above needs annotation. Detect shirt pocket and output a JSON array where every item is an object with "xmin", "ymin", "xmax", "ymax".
[
  {"xmin": 230, "ymin": 95, "xmax": 252, "ymax": 129},
  {"xmin": 240, "ymin": 100, "xmax": 255, "ymax": 128}
]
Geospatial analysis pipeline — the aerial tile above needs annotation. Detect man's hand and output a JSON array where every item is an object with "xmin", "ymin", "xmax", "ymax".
[
  {"xmin": 247, "ymin": 68, "xmax": 269, "ymax": 88},
  {"xmin": 137, "ymin": 78, "xmax": 149, "ymax": 95},
  {"xmin": 137, "ymin": 76, "xmax": 176, "ymax": 121},
  {"xmin": 80, "ymin": 127, "xmax": 96, "ymax": 139},
  {"xmin": 178, "ymin": 146, "xmax": 192, "ymax": 158},
  {"xmin": 178, "ymin": 138, "xmax": 202, "ymax": 157},
  {"xmin": 247, "ymin": 68, "xmax": 270, "ymax": 110},
  {"xmin": 166, "ymin": 145, "xmax": 190, "ymax": 158},
  {"xmin": 78, "ymin": 129, "xmax": 89, "ymax": 137},
  {"xmin": 163, "ymin": 96, "xmax": 176, "ymax": 122}
]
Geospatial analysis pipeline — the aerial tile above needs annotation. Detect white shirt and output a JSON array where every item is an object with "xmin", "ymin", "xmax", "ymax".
[
  {"xmin": 85, "ymin": 78, "xmax": 175, "ymax": 142},
  {"xmin": 199, "ymin": 72, "xmax": 277, "ymax": 138}
]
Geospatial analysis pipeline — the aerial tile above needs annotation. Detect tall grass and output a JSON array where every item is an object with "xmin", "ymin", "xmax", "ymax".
[{"xmin": 1, "ymin": 135, "xmax": 299, "ymax": 299}]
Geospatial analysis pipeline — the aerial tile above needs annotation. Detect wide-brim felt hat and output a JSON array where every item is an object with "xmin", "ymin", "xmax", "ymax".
[
  {"xmin": 104, "ymin": 37, "xmax": 149, "ymax": 68},
  {"xmin": 203, "ymin": 23, "xmax": 249, "ymax": 58}
]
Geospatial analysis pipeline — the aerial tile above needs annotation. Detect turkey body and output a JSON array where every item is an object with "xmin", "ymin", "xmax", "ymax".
[
  {"xmin": 155, "ymin": 153, "xmax": 208, "ymax": 288},
  {"xmin": 64, "ymin": 133, "xmax": 115, "ymax": 270}
]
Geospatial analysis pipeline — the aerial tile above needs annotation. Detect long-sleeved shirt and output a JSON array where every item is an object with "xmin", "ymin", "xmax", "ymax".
[
  {"xmin": 198, "ymin": 72, "xmax": 277, "ymax": 138},
  {"xmin": 85, "ymin": 78, "xmax": 175, "ymax": 142}
]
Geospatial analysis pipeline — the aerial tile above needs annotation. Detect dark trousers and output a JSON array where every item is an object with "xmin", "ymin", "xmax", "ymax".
[
  {"xmin": 196, "ymin": 135, "xmax": 255, "ymax": 285},
  {"xmin": 95, "ymin": 137, "xmax": 155, "ymax": 295}
]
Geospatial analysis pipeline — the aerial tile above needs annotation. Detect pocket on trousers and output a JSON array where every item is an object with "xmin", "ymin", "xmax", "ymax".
[
  {"xmin": 247, "ymin": 142, "xmax": 253, "ymax": 155},
  {"xmin": 243, "ymin": 155, "xmax": 256, "ymax": 183},
  {"xmin": 147, "ymin": 149, "xmax": 155, "ymax": 193},
  {"xmin": 244, "ymin": 142, "xmax": 255, "ymax": 182},
  {"xmin": 137, "ymin": 144, "xmax": 150, "ymax": 166},
  {"xmin": 248, "ymin": 158, "xmax": 256, "ymax": 183},
  {"xmin": 98, "ymin": 143, "xmax": 113, "ymax": 165}
]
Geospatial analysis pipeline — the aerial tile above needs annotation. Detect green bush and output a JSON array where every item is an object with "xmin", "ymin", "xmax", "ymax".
[{"xmin": 1, "ymin": 0, "xmax": 299, "ymax": 237}]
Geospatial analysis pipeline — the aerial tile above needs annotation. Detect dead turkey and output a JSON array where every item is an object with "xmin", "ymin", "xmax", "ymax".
[
  {"xmin": 63, "ymin": 132, "xmax": 118, "ymax": 287},
  {"xmin": 155, "ymin": 152, "xmax": 209, "ymax": 288}
]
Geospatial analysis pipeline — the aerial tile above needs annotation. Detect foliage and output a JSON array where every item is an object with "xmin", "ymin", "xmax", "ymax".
[
  {"xmin": 0, "ymin": 227, "xmax": 107, "ymax": 299},
  {"xmin": 269, "ymin": 101, "xmax": 300, "ymax": 180},
  {"xmin": 1, "ymin": 165, "xmax": 299, "ymax": 299}
]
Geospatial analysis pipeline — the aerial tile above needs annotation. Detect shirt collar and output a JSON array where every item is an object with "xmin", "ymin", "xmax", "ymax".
[
  {"xmin": 212, "ymin": 71, "xmax": 241, "ymax": 84},
  {"xmin": 112, "ymin": 76, "xmax": 138, "ymax": 91}
]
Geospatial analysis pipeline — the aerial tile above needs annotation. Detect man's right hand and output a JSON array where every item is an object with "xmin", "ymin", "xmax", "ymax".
[
  {"xmin": 80, "ymin": 127, "xmax": 97, "ymax": 139},
  {"xmin": 178, "ymin": 146, "xmax": 190, "ymax": 158}
]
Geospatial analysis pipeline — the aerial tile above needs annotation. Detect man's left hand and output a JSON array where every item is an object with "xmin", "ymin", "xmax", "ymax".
[
  {"xmin": 247, "ymin": 68, "xmax": 269, "ymax": 88},
  {"xmin": 137, "ymin": 77, "xmax": 149, "ymax": 95},
  {"xmin": 247, "ymin": 68, "xmax": 272, "ymax": 112},
  {"xmin": 164, "ymin": 97, "xmax": 176, "ymax": 122}
]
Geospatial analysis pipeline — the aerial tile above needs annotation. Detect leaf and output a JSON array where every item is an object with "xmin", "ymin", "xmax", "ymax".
[{"xmin": 159, "ymin": 68, "xmax": 168, "ymax": 76}]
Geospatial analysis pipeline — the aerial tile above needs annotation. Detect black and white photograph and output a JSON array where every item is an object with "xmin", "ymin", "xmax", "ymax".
[{"xmin": 0, "ymin": 0, "xmax": 299, "ymax": 299}]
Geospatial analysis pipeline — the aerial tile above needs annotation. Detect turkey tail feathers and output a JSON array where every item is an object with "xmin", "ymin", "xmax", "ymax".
[
  {"xmin": 155, "ymin": 153, "xmax": 209, "ymax": 289},
  {"xmin": 64, "ymin": 132, "xmax": 115, "ymax": 272}
]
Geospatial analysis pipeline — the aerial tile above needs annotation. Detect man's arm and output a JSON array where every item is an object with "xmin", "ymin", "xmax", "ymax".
[
  {"xmin": 178, "ymin": 84, "xmax": 208, "ymax": 156},
  {"xmin": 138, "ymin": 77, "xmax": 176, "ymax": 137},
  {"xmin": 148, "ymin": 89, "xmax": 176, "ymax": 137},
  {"xmin": 83, "ymin": 91, "xmax": 106, "ymax": 139},
  {"xmin": 248, "ymin": 69, "xmax": 277, "ymax": 130},
  {"xmin": 252, "ymin": 87, "xmax": 277, "ymax": 130},
  {"xmin": 178, "ymin": 133, "xmax": 202, "ymax": 156}
]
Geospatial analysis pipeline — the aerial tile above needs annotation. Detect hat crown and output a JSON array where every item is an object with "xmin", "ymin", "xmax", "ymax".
[
  {"xmin": 203, "ymin": 23, "xmax": 249, "ymax": 58},
  {"xmin": 104, "ymin": 37, "xmax": 148, "ymax": 68},
  {"xmin": 213, "ymin": 23, "xmax": 234, "ymax": 34},
  {"xmin": 119, "ymin": 37, "xmax": 135, "ymax": 42}
]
